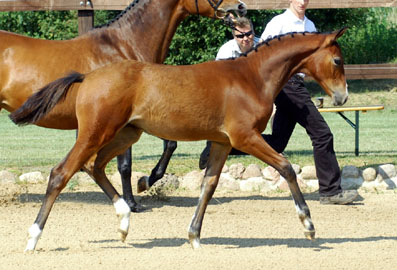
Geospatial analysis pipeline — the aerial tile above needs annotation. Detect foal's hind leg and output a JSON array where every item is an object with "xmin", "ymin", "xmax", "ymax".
[
  {"xmin": 231, "ymin": 131, "xmax": 315, "ymax": 240},
  {"xmin": 137, "ymin": 139, "xmax": 177, "ymax": 193},
  {"xmin": 25, "ymin": 139, "xmax": 110, "ymax": 251},
  {"xmin": 188, "ymin": 142, "xmax": 231, "ymax": 249},
  {"xmin": 84, "ymin": 125, "xmax": 143, "ymax": 242}
]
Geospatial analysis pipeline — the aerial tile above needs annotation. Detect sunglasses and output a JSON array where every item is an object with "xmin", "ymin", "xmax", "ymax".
[{"xmin": 235, "ymin": 30, "xmax": 253, "ymax": 39}]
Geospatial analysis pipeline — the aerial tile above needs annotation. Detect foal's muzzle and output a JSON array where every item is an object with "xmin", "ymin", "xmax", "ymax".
[{"xmin": 332, "ymin": 91, "xmax": 348, "ymax": 106}]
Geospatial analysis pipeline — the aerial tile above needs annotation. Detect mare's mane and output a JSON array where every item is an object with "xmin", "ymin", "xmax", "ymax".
[{"xmin": 95, "ymin": 0, "xmax": 148, "ymax": 29}]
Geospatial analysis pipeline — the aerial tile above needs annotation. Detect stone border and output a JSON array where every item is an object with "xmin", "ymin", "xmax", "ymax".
[{"xmin": 1, "ymin": 163, "xmax": 396, "ymax": 194}]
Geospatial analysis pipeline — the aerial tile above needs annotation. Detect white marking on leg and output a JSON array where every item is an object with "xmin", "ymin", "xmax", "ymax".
[
  {"xmin": 114, "ymin": 198, "xmax": 131, "ymax": 238},
  {"xmin": 25, "ymin": 223, "xmax": 42, "ymax": 252},
  {"xmin": 294, "ymin": 203, "xmax": 304, "ymax": 216}
]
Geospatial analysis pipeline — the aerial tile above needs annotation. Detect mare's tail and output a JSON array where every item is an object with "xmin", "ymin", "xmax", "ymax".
[{"xmin": 9, "ymin": 72, "xmax": 85, "ymax": 125}]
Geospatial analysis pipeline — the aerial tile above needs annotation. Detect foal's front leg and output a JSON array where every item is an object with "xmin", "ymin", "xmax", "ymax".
[
  {"xmin": 231, "ymin": 131, "xmax": 315, "ymax": 240},
  {"xmin": 188, "ymin": 142, "xmax": 231, "ymax": 249}
]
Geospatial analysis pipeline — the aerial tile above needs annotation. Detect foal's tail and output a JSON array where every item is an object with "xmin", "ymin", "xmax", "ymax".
[{"xmin": 9, "ymin": 72, "xmax": 85, "ymax": 125}]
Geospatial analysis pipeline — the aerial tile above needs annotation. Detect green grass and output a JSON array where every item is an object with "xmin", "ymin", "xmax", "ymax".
[{"xmin": 1, "ymin": 79, "xmax": 396, "ymax": 177}]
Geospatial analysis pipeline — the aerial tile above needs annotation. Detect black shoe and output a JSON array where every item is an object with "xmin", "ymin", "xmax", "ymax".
[{"xmin": 319, "ymin": 190, "xmax": 359, "ymax": 205}]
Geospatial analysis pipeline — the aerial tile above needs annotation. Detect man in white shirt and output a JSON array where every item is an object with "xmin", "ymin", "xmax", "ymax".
[
  {"xmin": 260, "ymin": 0, "xmax": 358, "ymax": 205},
  {"xmin": 216, "ymin": 17, "xmax": 261, "ymax": 59}
]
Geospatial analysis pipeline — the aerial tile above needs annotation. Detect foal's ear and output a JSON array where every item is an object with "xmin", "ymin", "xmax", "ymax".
[
  {"xmin": 334, "ymin": 27, "xmax": 348, "ymax": 39},
  {"xmin": 324, "ymin": 27, "xmax": 348, "ymax": 46}
]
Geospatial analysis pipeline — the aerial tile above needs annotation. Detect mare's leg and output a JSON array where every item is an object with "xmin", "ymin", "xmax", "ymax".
[
  {"xmin": 137, "ymin": 139, "xmax": 177, "ymax": 193},
  {"xmin": 116, "ymin": 147, "xmax": 145, "ymax": 212},
  {"xmin": 231, "ymin": 131, "xmax": 315, "ymax": 240},
  {"xmin": 188, "ymin": 142, "xmax": 231, "ymax": 249}
]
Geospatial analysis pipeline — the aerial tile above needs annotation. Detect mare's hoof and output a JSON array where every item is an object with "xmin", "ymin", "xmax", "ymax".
[
  {"xmin": 304, "ymin": 230, "xmax": 316, "ymax": 241},
  {"xmin": 137, "ymin": 176, "xmax": 150, "ymax": 193},
  {"xmin": 118, "ymin": 229, "xmax": 128, "ymax": 242}
]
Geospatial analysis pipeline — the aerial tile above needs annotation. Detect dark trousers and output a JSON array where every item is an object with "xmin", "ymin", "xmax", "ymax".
[{"xmin": 230, "ymin": 75, "xmax": 342, "ymax": 196}]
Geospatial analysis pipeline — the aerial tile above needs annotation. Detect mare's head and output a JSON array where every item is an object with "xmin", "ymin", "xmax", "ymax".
[
  {"xmin": 185, "ymin": 0, "xmax": 247, "ymax": 19},
  {"xmin": 301, "ymin": 28, "xmax": 349, "ymax": 106}
]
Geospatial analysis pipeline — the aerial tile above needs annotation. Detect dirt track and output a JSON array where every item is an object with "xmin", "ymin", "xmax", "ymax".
[{"xmin": 1, "ymin": 183, "xmax": 397, "ymax": 270}]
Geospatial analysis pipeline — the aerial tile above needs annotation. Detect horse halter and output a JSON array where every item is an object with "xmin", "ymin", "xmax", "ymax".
[{"xmin": 195, "ymin": 0, "xmax": 224, "ymax": 18}]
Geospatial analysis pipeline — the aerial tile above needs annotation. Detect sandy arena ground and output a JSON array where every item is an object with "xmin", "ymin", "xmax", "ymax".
[{"xmin": 1, "ymin": 183, "xmax": 397, "ymax": 270}]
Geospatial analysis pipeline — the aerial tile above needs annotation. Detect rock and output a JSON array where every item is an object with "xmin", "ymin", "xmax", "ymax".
[
  {"xmin": 242, "ymin": 164, "xmax": 262, "ymax": 179},
  {"xmin": 342, "ymin": 165, "xmax": 360, "ymax": 178},
  {"xmin": 292, "ymin": 164, "xmax": 301, "ymax": 175},
  {"xmin": 341, "ymin": 177, "xmax": 363, "ymax": 189},
  {"xmin": 19, "ymin": 171, "xmax": 44, "ymax": 184},
  {"xmin": 179, "ymin": 170, "xmax": 203, "ymax": 190},
  {"xmin": 239, "ymin": 177, "xmax": 267, "ymax": 192},
  {"xmin": 301, "ymin": 166, "xmax": 317, "ymax": 180},
  {"xmin": 305, "ymin": 179, "xmax": 319, "ymax": 191},
  {"xmin": 362, "ymin": 167, "xmax": 377, "ymax": 182},
  {"xmin": 219, "ymin": 173, "xmax": 240, "ymax": 191},
  {"xmin": 152, "ymin": 174, "xmax": 179, "ymax": 190},
  {"xmin": 360, "ymin": 179, "xmax": 389, "ymax": 191},
  {"xmin": 221, "ymin": 165, "xmax": 229, "ymax": 173},
  {"xmin": 378, "ymin": 164, "xmax": 397, "ymax": 179},
  {"xmin": 278, "ymin": 176, "xmax": 306, "ymax": 191},
  {"xmin": 262, "ymin": 166, "xmax": 280, "ymax": 181},
  {"xmin": 384, "ymin": 178, "xmax": 397, "ymax": 190},
  {"xmin": 278, "ymin": 177, "xmax": 289, "ymax": 191},
  {"xmin": 0, "ymin": 170, "xmax": 17, "ymax": 184},
  {"xmin": 229, "ymin": 163, "xmax": 245, "ymax": 179}
]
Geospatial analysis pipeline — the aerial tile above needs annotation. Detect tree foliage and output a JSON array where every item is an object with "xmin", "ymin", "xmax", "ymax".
[
  {"xmin": 0, "ymin": 8, "xmax": 395, "ymax": 64},
  {"xmin": 0, "ymin": 11, "xmax": 78, "ymax": 39}
]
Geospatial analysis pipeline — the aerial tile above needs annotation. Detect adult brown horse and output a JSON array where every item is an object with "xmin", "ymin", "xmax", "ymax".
[
  {"xmin": 11, "ymin": 28, "xmax": 348, "ymax": 251},
  {"xmin": 0, "ymin": 0, "xmax": 246, "ymax": 212}
]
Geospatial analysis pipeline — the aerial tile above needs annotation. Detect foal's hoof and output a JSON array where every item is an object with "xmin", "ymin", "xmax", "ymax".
[
  {"xmin": 188, "ymin": 233, "xmax": 202, "ymax": 250},
  {"xmin": 118, "ymin": 229, "xmax": 128, "ymax": 242},
  {"xmin": 304, "ymin": 230, "xmax": 316, "ymax": 241},
  {"xmin": 137, "ymin": 176, "xmax": 150, "ymax": 193}
]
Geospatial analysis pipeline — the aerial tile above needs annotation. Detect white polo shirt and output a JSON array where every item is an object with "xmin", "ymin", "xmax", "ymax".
[
  {"xmin": 216, "ymin": 37, "xmax": 261, "ymax": 60},
  {"xmin": 261, "ymin": 9, "xmax": 316, "ymax": 78},
  {"xmin": 260, "ymin": 8, "xmax": 316, "ymax": 41}
]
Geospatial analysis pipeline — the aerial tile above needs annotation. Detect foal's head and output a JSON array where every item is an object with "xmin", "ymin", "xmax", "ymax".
[{"xmin": 302, "ymin": 28, "xmax": 349, "ymax": 106}]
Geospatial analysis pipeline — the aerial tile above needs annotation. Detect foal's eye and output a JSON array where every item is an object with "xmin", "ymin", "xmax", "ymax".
[{"xmin": 333, "ymin": 57, "xmax": 341, "ymax": 66}]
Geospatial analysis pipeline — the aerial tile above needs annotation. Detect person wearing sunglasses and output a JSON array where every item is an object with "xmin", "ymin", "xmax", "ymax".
[
  {"xmin": 259, "ymin": 0, "xmax": 359, "ymax": 205},
  {"xmin": 215, "ymin": 16, "xmax": 260, "ymax": 59}
]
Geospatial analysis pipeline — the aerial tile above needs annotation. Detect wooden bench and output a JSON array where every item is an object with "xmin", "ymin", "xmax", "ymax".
[{"xmin": 318, "ymin": 105, "xmax": 384, "ymax": 156}]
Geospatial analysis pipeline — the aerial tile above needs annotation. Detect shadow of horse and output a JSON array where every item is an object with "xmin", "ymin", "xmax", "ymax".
[{"xmin": 89, "ymin": 236, "xmax": 397, "ymax": 250}]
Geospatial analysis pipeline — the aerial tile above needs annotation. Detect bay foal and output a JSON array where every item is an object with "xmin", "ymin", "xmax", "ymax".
[
  {"xmin": 11, "ymin": 29, "xmax": 348, "ymax": 251},
  {"xmin": 0, "ymin": 0, "xmax": 246, "ymax": 211}
]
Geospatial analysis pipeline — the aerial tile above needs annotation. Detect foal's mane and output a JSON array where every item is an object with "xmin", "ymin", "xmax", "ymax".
[
  {"xmin": 94, "ymin": 0, "xmax": 147, "ymax": 29},
  {"xmin": 227, "ymin": 31, "xmax": 324, "ymax": 60}
]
